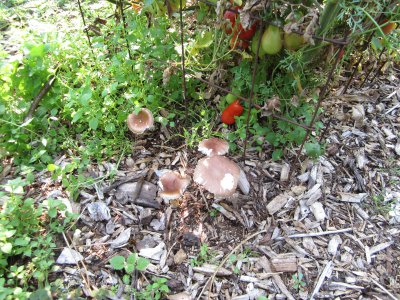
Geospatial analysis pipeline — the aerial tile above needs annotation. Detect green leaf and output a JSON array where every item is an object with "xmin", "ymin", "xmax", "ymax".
[
  {"xmin": 110, "ymin": 256, "xmax": 125, "ymax": 270},
  {"xmin": 105, "ymin": 123, "xmax": 116, "ymax": 132},
  {"xmin": 89, "ymin": 118, "xmax": 99, "ymax": 130},
  {"xmin": 125, "ymin": 264, "xmax": 135, "ymax": 274},
  {"xmin": 29, "ymin": 288, "xmax": 52, "ymax": 300},
  {"xmin": 48, "ymin": 207, "xmax": 57, "ymax": 218},
  {"xmin": 272, "ymin": 149, "xmax": 283, "ymax": 161},
  {"xmin": 136, "ymin": 257, "xmax": 150, "ymax": 271},
  {"xmin": 127, "ymin": 253, "xmax": 137, "ymax": 265},
  {"xmin": 193, "ymin": 31, "xmax": 213, "ymax": 49},
  {"xmin": 1, "ymin": 243, "xmax": 12, "ymax": 254},
  {"xmin": 122, "ymin": 274, "xmax": 131, "ymax": 285},
  {"xmin": 305, "ymin": 142, "xmax": 322, "ymax": 158},
  {"xmin": 47, "ymin": 164, "xmax": 58, "ymax": 172},
  {"xmin": 160, "ymin": 285, "xmax": 170, "ymax": 292},
  {"xmin": 14, "ymin": 237, "xmax": 30, "ymax": 246},
  {"xmin": 371, "ymin": 37, "xmax": 383, "ymax": 51},
  {"xmin": 80, "ymin": 85, "xmax": 92, "ymax": 106}
]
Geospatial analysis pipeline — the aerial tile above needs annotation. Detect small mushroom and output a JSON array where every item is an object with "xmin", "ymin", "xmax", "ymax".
[
  {"xmin": 127, "ymin": 108, "xmax": 154, "ymax": 134},
  {"xmin": 198, "ymin": 137, "xmax": 229, "ymax": 156},
  {"xmin": 194, "ymin": 156, "xmax": 241, "ymax": 198},
  {"xmin": 158, "ymin": 171, "xmax": 191, "ymax": 200}
]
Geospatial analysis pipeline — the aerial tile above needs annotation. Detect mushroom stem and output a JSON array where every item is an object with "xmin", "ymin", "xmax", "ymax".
[{"xmin": 238, "ymin": 169, "xmax": 250, "ymax": 195}]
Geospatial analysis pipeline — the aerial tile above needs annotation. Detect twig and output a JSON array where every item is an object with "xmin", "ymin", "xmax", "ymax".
[
  {"xmin": 178, "ymin": 0, "xmax": 188, "ymax": 121},
  {"xmin": 62, "ymin": 232, "xmax": 93, "ymax": 296},
  {"xmin": 77, "ymin": 0, "xmax": 93, "ymax": 51},
  {"xmin": 24, "ymin": 63, "xmax": 60, "ymax": 122},
  {"xmin": 310, "ymin": 261, "xmax": 333, "ymax": 300},
  {"xmin": 196, "ymin": 229, "xmax": 267, "ymax": 300},
  {"xmin": 369, "ymin": 278, "xmax": 399, "ymax": 300},
  {"xmin": 275, "ymin": 227, "xmax": 353, "ymax": 240}
]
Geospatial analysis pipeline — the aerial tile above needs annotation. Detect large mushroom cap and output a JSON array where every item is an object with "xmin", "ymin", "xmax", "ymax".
[
  {"xmin": 127, "ymin": 108, "xmax": 154, "ymax": 134},
  {"xmin": 158, "ymin": 171, "xmax": 191, "ymax": 200},
  {"xmin": 194, "ymin": 156, "xmax": 240, "ymax": 198},
  {"xmin": 198, "ymin": 137, "xmax": 229, "ymax": 156}
]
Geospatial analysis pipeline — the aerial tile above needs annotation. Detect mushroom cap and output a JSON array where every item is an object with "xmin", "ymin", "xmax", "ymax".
[
  {"xmin": 194, "ymin": 156, "xmax": 240, "ymax": 198},
  {"xmin": 198, "ymin": 137, "xmax": 229, "ymax": 156},
  {"xmin": 158, "ymin": 171, "xmax": 191, "ymax": 200},
  {"xmin": 127, "ymin": 108, "xmax": 154, "ymax": 134}
]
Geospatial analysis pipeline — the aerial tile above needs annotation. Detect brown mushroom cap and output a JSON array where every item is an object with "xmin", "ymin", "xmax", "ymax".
[
  {"xmin": 158, "ymin": 171, "xmax": 191, "ymax": 200},
  {"xmin": 198, "ymin": 137, "xmax": 229, "ymax": 156},
  {"xmin": 194, "ymin": 156, "xmax": 240, "ymax": 198},
  {"xmin": 127, "ymin": 108, "xmax": 154, "ymax": 134}
]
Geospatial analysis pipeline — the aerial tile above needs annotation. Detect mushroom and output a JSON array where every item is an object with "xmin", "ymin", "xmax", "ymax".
[
  {"xmin": 127, "ymin": 108, "xmax": 154, "ymax": 134},
  {"xmin": 198, "ymin": 137, "xmax": 229, "ymax": 156},
  {"xmin": 158, "ymin": 171, "xmax": 191, "ymax": 200},
  {"xmin": 194, "ymin": 156, "xmax": 250, "ymax": 198}
]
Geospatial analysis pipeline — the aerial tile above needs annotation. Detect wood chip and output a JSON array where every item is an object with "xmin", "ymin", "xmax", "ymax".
[
  {"xmin": 270, "ymin": 255, "xmax": 298, "ymax": 272},
  {"xmin": 267, "ymin": 193, "xmax": 291, "ymax": 215},
  {"xmin": 257, "ymin": 256, "xmax": 296, "ymax": 300},
  {"xmin": 338, "ymin": 192, "xmax": 367, "ymax": 203}
]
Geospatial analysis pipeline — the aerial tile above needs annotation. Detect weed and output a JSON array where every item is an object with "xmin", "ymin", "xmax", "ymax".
[
  {"xmin": 0, "ymin": 177, "xmax": 75, "ymax": 299},
  {"xmin": 209, "ymin": 209, "xmax": 219, "ymax": 218},
  {"xmin": 292, "ymin": 273, "xmax": 306, "ymax": 292},
  {"xmin": 225, "ymin": 247, "xmax": 258, "ymax": 274},
  {"xmin": 371, "ymin": 191, "xmax": 395, "ymax": 215},
  {"xmin": 190, "ymin": 243, "xmax": 214, "ymax": 267},
  {"xmin": 136, "ymin": 277, "xmax": 170, "ymax": 300},
  {"xmin": 109, "ymin": 253, "xmax": 150, "ymax": 274}
]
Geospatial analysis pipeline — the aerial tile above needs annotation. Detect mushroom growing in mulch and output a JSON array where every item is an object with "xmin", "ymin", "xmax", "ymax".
[
  {"xmin": 127, "ymin": 108, "xmax": 154, "ymax": 134},
  {"xmin": 198, "ymin": 137, "xmax": 229, "ymax": 156},
  {"xmin": 193, "ymin": 155, "xmax": 249, "ymax": 199},
  {"xmin": 158, "ymin": 171, "xmax": 191, "ymax": 201}
]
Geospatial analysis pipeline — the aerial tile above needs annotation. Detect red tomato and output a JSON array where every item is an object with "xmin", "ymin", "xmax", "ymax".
[
  {"xmin": 221, "ymin": 100, "xmax": 244, "ymax": 125},
  {"xmin": 223, "ymin": 6, "xmax": 241, "ymax": 34},
  {"xmin": 237, "ymin": 22, "xmax": 258, "ymax": 40}
]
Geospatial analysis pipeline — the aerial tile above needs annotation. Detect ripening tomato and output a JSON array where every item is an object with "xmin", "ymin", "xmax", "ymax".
[
  {"xmin": 221, "ymin": 100, "xmax": 244, "ymax": 125},
  {"xmin": 223, "ymin": 8, "xmax": 240, "ymax": 34},
  {"xmin": 237, "ymin": 22, "xmax": 258, "ymax": 40},
  {"xmin": 230, "ymin": 37, "xmax": 249, "ymax": 49},
  {"xmin": 381, "ymin": 19, "xmax": 397, "ymax": 35}
]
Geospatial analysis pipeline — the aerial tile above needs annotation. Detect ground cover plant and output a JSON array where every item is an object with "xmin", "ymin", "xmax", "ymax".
[{"xmin": 0, "ymin": 0, "xmax": 399, "ymax": 298}]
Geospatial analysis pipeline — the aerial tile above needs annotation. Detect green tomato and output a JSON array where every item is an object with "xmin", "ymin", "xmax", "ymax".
[
  {"xmin": 284, "ymin": 32, "xmax": 305, "ymax": 51},
  {"xmin": 261, "ymin": 25, "xmax": 283, "ymax": 55},
  {"xmin": 251, "ymin": 30, "xmax": 267, "ymax": 58}
]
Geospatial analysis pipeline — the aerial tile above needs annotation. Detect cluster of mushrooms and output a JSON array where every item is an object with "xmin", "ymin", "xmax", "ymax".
[{"xmin": 127, "ymin": 108, "xmax": 250, "ymax": 201}]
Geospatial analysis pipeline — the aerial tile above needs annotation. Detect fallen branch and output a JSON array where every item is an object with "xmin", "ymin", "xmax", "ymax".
[{"xmin": 24, "ymin": 63, "xmax": 60, "ymax": 122}]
